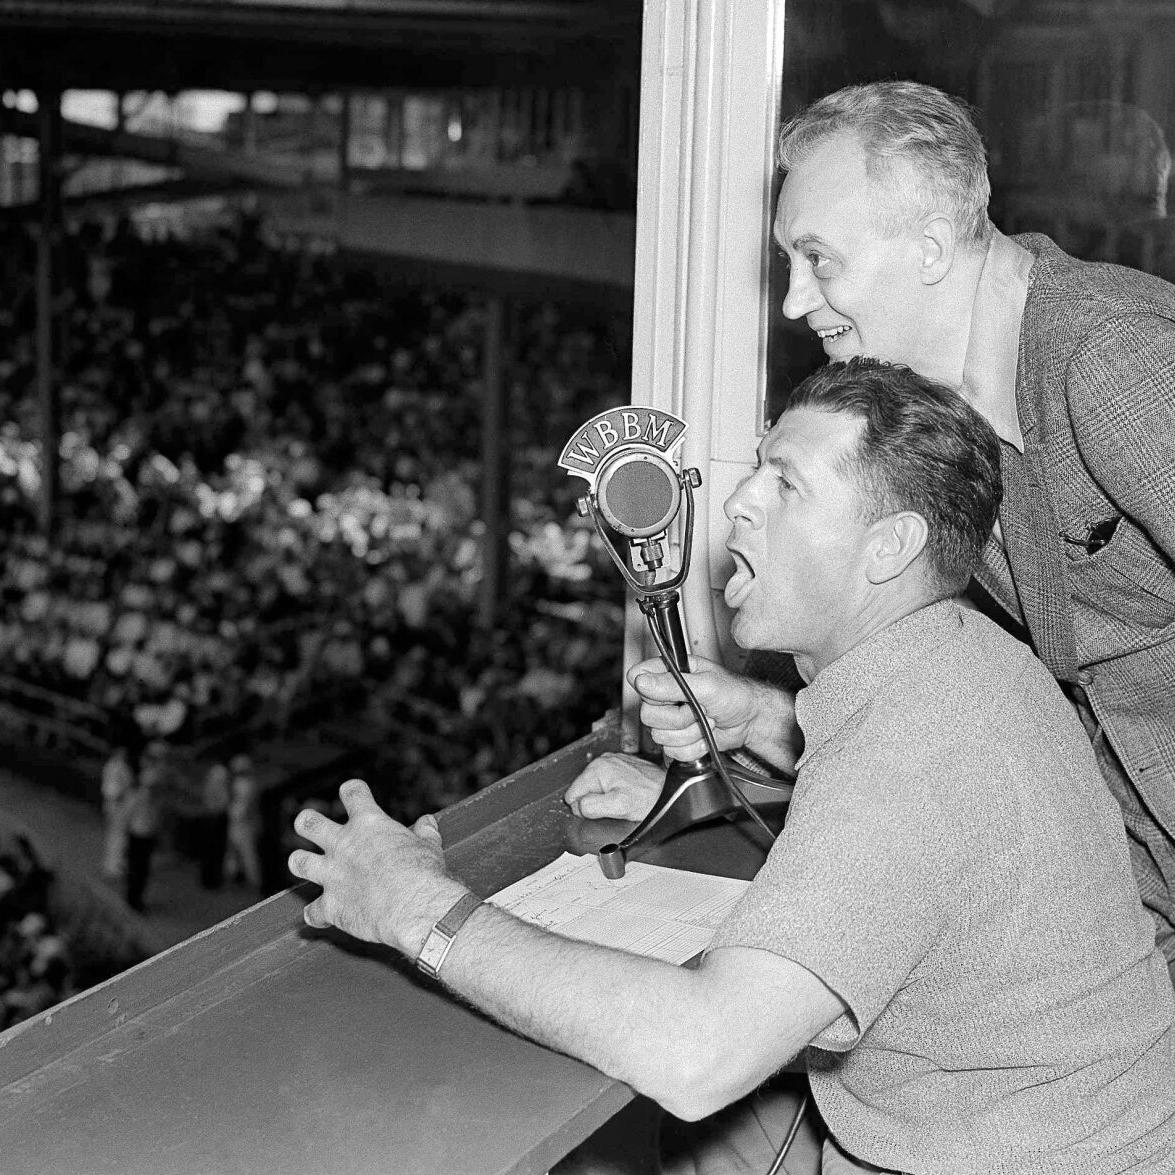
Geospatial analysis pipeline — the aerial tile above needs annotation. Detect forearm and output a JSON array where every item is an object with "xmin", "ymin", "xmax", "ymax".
[
  {"xmin": 402, "ymin": 889, "xmax": 803, "ymax": 1122},
  {"xmin": 436, "ymin": 902, "xmax": 712, "ymax": 1117}
]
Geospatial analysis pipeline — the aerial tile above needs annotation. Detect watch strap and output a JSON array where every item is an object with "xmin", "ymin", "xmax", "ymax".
[{"xmin": 415, "ymin": 892, "xmax": 483, "ymax": 979}]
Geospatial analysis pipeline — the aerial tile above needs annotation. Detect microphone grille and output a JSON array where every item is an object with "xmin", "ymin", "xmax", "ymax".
[{"xmin": 597, "ymin": 453, "xmax": 681, "ymax": 537}]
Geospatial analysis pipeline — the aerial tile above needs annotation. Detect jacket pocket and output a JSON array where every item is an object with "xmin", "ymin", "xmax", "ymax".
[{"xmin": 1063, "ymin": 516, "xmax": 1175, "ymax": 631}]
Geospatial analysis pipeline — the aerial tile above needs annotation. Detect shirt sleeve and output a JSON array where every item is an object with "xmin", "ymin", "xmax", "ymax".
[
  {"xmin": 1068, "ymin": 312, "xmax": 1175, "ymax": 564},
  {"xmin": 709, "ymin": 739, "xmax": 975, "ymax": 1051}
]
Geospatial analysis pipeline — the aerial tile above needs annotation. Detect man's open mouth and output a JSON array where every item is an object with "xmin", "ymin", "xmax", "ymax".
[{"xmin": 724, "ymin": 549, "xmax": 755, "ymax": 608}]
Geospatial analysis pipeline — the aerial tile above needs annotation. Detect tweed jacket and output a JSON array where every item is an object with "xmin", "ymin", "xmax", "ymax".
[{"xmin": 974, "ymin": 234, "xmax": 1175, "ymax": 843}]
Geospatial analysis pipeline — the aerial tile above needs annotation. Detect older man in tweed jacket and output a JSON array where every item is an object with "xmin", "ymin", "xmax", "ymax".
[{"xmin": 974, "ymin": 232, "xmax": 1175, "ymax": 969}]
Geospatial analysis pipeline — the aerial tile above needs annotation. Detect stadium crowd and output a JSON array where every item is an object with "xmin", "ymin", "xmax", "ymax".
[
  {"xmin": 0, "ymin": 829, "xmax": 74, "ymax": 1029},
  {"xmin": 0, "ymin": 211, "xmax": 629, "ymax": 1020}
]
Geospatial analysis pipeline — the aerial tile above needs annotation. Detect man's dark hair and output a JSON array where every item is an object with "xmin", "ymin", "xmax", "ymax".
[{"xmin": 785, "ymin": 357, "xmax": 1002, "ymax": 595}]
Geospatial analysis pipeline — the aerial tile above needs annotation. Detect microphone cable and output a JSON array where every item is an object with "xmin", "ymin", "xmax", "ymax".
[
  {"xmin": 764, "ymin": 1091, "xmax": 810, "ymax": 1175},
  {"xmin": 642, "ymin": 610, "xmax": 784, "ymax": 843}
]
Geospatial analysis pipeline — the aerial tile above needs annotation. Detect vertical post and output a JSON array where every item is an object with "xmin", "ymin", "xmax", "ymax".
[
  {"xmin": 383, "ymin": 91, "xmax": 397, "ymax": 166},
  {"xmin": 35, "ymin": 90, "xmax": 62, "ymax": 538},
  {"xmin": 243, "ymin": 91, "xmax": 257, "ymax": 154},
  {"xmin": 114, "ymin": 90, "xmax": 126, "ymax": 192},
  {"xmin": 489, "ymin": 88, "xmax": 503, "ymax": 163},
  {"xmin": 339, "ymin": 90, "xmax": 352, "ymax": 194},
  {"xmin": 624, "ymin": 0, "xmax": 785, "ymax": 747},
  {"xmin": 0, "ymin": 133, "xmax": 10, "ymax": 207},
  {"xmin": 479, "ymin": 295, "xmax": 510, "ymax": 626}
]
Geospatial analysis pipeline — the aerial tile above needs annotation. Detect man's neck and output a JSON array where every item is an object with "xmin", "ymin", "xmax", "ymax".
[
  {"xmin": 903, "ymin": 245, "xmax": 988, "ymax": 391},
  {"xmin": 794, "ymin": 588, "xmax": 945, "ymax": 683}
]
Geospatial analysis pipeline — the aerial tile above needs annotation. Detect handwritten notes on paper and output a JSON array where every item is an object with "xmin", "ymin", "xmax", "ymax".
[{"xmin": 488, "ymin": 852, "xmax": 751, "ymax": 966}]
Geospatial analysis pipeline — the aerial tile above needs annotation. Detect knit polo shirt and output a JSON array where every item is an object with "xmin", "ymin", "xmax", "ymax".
[{"xmin": 710, "ymin": 600, "xmax": 1175, "ymax": 1174}]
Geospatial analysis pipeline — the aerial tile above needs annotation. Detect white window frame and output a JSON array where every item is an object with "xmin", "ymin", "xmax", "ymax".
[{"xmin": 624, "ymin": 0, "xmax": 786, "ymax": 747}]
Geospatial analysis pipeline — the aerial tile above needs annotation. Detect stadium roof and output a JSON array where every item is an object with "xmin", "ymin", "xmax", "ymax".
[{"xmin": 0, "ymin": 0, "xmax": 640, "ymax": 91}]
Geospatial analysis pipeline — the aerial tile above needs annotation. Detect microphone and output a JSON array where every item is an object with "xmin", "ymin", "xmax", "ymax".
[
  {"xmin": 560, "ymin": 408, "xmax": 793, "ymax": 878},
  {"xmin": 559, "ymin": 407, "xmax": 692, "ymax": 577}
]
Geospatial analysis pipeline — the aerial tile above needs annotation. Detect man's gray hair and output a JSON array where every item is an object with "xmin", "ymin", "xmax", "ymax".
[{"xmin": 777, "ymin": 80, "xmax": 993, "ymax": 246}]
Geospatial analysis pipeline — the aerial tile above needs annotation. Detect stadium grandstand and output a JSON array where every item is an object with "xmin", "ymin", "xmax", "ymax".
[{"xmin": 0, "ymin": 0, "xmax": 640, "ymax": 1022}]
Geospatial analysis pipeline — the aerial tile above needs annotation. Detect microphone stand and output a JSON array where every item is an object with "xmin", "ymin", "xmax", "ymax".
[{"xmin": 579, "ymin": 475, "xmax": 795, "ymax": 879}]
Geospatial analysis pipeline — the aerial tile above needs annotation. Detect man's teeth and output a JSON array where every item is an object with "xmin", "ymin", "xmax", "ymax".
[{"xmin": 817, "ymin": 325, "xmax": 851, "ymax": 339}]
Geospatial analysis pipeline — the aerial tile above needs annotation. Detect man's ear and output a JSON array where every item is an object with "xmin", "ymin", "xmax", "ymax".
[
  {"xmin": 919, "ymin": 215, "xmax": 955, "ymax": 285},
  {"xmin": 865, "ymin": 511, "xmax": 928, "ymax": 584}
]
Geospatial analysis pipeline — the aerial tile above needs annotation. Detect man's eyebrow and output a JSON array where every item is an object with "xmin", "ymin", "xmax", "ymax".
[
  {"xmin": 789, "ymin": 232, "xmax": 825, "ymax": 252},
  {"xmin": 766, "ymin": 451, "xmax": 808, "ymax": 485}
]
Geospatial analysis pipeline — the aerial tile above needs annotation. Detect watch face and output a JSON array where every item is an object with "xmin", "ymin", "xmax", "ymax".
[
  {"xmin": 417, "ymin": 895, "xmax": 481, "ymax": 978},
  {"xmin": 416, "ymin": 928, "xmax": 453, "ymax": 978}
]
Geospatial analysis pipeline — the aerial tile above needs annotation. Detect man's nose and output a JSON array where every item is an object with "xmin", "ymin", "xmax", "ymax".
[
  {"xmin": 724, "ymin": 478, "xmax": 764, "ymax": 527},
  {"xmin": 781, "ymin": 266, "xmax": 823, "ymax": 321}
]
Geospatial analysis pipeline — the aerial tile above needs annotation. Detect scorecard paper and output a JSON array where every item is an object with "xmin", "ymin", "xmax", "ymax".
[{"xmin": 487, "ymin": 852, "xmax": 751, "ymax": 965}]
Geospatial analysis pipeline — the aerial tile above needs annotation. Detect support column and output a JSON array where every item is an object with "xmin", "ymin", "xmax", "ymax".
[
  {"xmin": 243, "ymin": 91, "xmax": 257, "ymax": 154},
  {"xmin": 35, "ymin": 90, "xmax": 62, "ymax": 538},
  {"xmin": 338, "ymin": 91, "xmax": 352, "ymax": 194},
  {"xmin": 478, "ymin": 295, "xmax": 510, "ymax": 626},
  {"xmin": 624, "ymin": 0, "xmax": 786, "ymax": 746},
  {"xmin": 383, "ymin": 91, "xmax": 401, "ymax": 167}
]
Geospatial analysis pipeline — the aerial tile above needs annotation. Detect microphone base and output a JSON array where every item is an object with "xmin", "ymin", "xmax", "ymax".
[{"xmin": 596, "ymin": 756, "xmax": 793, "ymax": 878}]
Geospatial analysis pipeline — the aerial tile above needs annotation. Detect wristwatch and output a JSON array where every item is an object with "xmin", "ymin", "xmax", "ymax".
[{"xmin": 415, "ymin": 892, "xmax": 483, "ymax": 979}]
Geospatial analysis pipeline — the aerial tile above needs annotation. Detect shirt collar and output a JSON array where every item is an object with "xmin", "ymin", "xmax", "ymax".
[
  {"xmin": 794, "ymin": 599, "xmax": 964, "ymax": 767},
  {"xmin": 960, "ymin": 230, "xmax": 1034, "ymax": 453}
]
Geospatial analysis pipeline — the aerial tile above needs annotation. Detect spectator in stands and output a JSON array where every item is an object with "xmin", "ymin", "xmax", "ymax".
[
  {"xmin": 199, "ymin": 761, "xmax": 232, "ymax": 890},
  {"xmin": 124, "ymin": 741, "xmax": 168, "ymax": 912},
  {"xmin": 100, "ymin": 742, "xmax": 135, "ymax": 881},
  {"xmin": 226, "ymin": 753, "xmax": 262, "ymax": 892},
  {"xmin": 1, "ymin": 911, "xmax": 72, "ymax": 1028}
]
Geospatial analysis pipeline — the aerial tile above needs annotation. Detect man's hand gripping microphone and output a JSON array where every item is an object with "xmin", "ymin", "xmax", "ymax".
[{"xmin": 559, "ymin": 408, "xmax": 794, "ymax": 878}]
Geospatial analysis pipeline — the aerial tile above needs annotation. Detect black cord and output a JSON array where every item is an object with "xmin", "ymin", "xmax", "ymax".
[
  {"xmin": 643, "ymin": 611, "xmax": 777, "ymax": 842},
  {"xmin": 764, "ymin": 1092, "xmax": 809, "ymax": 1175}
]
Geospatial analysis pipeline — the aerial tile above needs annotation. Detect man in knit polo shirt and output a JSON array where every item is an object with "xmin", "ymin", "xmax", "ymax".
[{"xmin": 292, "ymin": 360, "xmax": 1175, "ymax": 1174}]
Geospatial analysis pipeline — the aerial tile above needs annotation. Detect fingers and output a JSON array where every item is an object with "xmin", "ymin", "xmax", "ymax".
[
  {"xmin": 639, "ymin": 695, "xmax": 707, "ymax": 733},
  {"xmin": 293, "ymin": 806, "xmax": 341, "ymax": 851},
  {"xmin": 288, "ymin": 847, "xmax": 325, "ymax": 885},
  {"xmin": 625, "ymin": 657, "xmax": 668, "ymax": 688},
  {"xmin": 626, "ymin": 654, "xmax": 718, "ymax": 692},
  {"xmin": 411, "ymin": 813, "xmax": 441, "ymax": 845},
  {"xmin": 563, "ymin": 754, "xmax": 619, "ymax": 806},
  {"xmin": 338, "ymin": 777, "xmax": 377, "ymax": 819},
  {"xmin": 573, "ymin": 789, "xmax": 645, "ymax": 819},
  {"xmin": 302, "ymin": 898, "xmax": 331, "ymax": 929},
  {"xmin": 564, "ymin": 753, "xmax": 665, "ymax": 821},
  {"xmin": 629, "ymin": 667, "xmax": 687, "ymax": 705}
]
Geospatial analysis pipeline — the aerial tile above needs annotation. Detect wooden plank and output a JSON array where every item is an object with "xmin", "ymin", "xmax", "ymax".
[{"xmin": 0, "ymin": 912, "xmax": 633, "ymax": 1175}]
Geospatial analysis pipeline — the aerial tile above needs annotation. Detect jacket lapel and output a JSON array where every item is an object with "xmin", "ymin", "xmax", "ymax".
[{"xmin": 1000, "ymin": 358, "xmax": 1080, "ymax": 682}]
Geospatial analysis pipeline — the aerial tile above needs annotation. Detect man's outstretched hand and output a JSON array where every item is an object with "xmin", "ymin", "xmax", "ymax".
[{"xmin": 288, "ymin": 778, "xmax": 469, "ymax": 959}]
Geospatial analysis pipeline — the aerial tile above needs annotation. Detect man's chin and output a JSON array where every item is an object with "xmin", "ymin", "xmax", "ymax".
[{"xmin": 728, "ymin": 612, "xmax": 760, "ymax": 651}]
